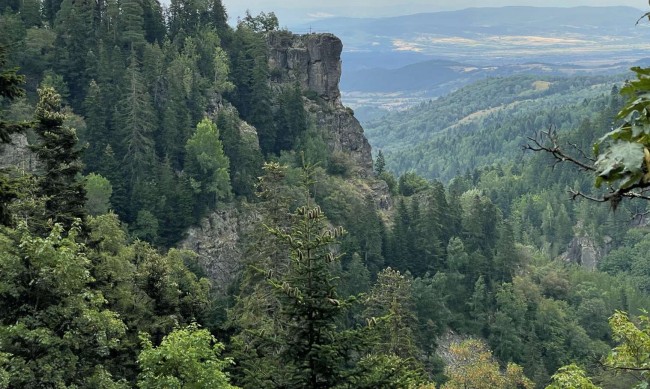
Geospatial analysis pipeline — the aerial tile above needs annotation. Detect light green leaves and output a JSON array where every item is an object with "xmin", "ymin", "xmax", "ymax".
[
  {"xmin": 594, "ymin": 67, "xmax": 650, "ymax": 191},
  {"xmin": 595, "ymin": 142, "xmax": 645, "ymax": 189}
]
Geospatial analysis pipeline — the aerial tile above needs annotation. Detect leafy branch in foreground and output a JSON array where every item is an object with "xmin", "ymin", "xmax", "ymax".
[
  {"xmin": 546, "ymin": 310, "xmax": 650, "ymax": 389},
  {"xmin": 526, "ymin": 67, "xmax": 650, "ymax": 208}
]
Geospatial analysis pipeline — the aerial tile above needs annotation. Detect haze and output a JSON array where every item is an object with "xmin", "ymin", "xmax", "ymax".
[{"xmin": 222, "ymin": 0, "xmax": 645, "ymax": 26}]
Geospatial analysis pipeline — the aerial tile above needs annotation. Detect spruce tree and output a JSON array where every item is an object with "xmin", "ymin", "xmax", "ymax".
[
  {"xmin": 116, "ymin": 53, "xmax": 156, "ymax": 185},
  {"xmin": 31, "ymin": 87, "xmax": 87, "ymax": 231},
  {"xmin": 265, "ymin": 168, "xmax": 349, "ymax": 388},
  {"xmin": 375, "ymin": 150, "xmax": 386, "ymax": 176}
]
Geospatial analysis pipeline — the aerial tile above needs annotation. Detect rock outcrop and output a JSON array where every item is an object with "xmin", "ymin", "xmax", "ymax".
[
  {"xmin": 267, "ymin": 31, "xmax": 374, "ymax": 176},
  {"xmin": 181, "ymin": 204, "xmax": 259, "ymax": 291},
  {"xmin": 560, "ymin": 234, "xmax": 611, "ymax": 271},
  {"xmin": 0, "ymin": 133, "xmax": 38, "ymax": 171},
  {"xmin": 182, "ymin": 32, "xmax": 385, "ymax": 290}
]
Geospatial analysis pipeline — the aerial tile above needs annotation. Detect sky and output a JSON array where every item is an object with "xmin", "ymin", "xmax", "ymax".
[{"xmin": 222, "ymin": 0, "xmax": 645, "ymax": 26}]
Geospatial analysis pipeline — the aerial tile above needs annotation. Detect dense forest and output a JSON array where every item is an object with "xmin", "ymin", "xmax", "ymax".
[{"xmin": 1, "ymin": 0, "xmax": 650, "ymax": 388}]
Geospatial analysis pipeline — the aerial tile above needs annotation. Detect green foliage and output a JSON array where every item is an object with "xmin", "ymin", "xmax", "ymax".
[
  {"xmin": 375, "ymin": 150, "xmax": 386, "ymax": 175},
  {"xmin": 32, "ymin": 87, "xmax": 87, "ymax": 231},
  {"xmin": 594, "ymin": 67, "xmax": 650, "ymax": 191},
  {"xmin": 85, "ymin": 172, "xmax": 113, "ymax": 216},
  {"xmin": 185, "ymin": 117, "xmax": 232, "ymax": 215},
  {"xmin": 351, "ymin": 354, "xmax": 432, "ymax": 389},
  {"xmin": 264, "ymin": 184, "xmax": 350, "ymax": 387},
  {"xmin": 441, "ymin": 339, "xmax": 533, "ymax": 389},
  {"xmin": 216, "ymin": 107, "xmax": 263, "ymax": 198},
  {"xmin": 0, "ymin": 222, "xmax": 126, "ymax": 387},
  {"xmin": 364, "ymin": 268, "xmax": 420, "ymax": 359},
  {"xmin": 0, "ymin": 44, "xmax": 30, "ymax": 226},
  {"xmin": 399, "ymin": 171, "xmax": 431, "ymax": 196},
  {"xmin": 604, "ymin": 310, "xmax": 650, "ymax": 382},
  {"xmin": 137, "ymin": 323, "xmax": 238, "ymax": 389},
  {"xmin": 239, "ymin": 10, "xmax": 279, "ymax": 32},
  {"xmin": 545, "ymin": 364, "xmax": 601, "ymax": 389}
]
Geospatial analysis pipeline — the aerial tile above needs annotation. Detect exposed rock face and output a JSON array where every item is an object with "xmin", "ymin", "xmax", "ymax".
[
  {"xmin": 0, "ymin": 133, "xmax": 38, "ymax": 172},
  {"xmin": 267, "ymin": 32, "xmax": 343, "ymax": 103},
  {"xmin": 267, "ymin": 31, "xmax": 374, "ymax": 176},
  {"xmin": 560, "ymin": 235, "xmax": 611, "ymax": 271},
  {"xmin": 181, "ymin": 204, "xmax": 259, "ymax": 290},
  {"xmin": 183, "ymin": 32, "xmax": 384, "ymax": 290}
]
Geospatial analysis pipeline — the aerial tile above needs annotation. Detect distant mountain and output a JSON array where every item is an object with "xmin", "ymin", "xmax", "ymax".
[
  {"xmin": 324, "ymin": 6, "xmax": 650, "ymax": 118},
  {"xmin": 342, "ymin": 58, "xmax": 650, "ymax": 93},
  {"xmin": 304, "ymin": 6, "xmax": 647, "ymax": 62}
]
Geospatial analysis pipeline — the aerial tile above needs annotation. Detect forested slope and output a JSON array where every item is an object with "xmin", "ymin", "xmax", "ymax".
[
  {"xmin": 366, "ymin": 74, "xmax": 623, "ymax": 181},
  {"xmin": 1, "ymin": 0, "xmax": 650, "ymax": 388}
]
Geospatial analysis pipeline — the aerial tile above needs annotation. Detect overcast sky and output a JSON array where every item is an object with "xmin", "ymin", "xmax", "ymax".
[{"xmin": 222, "ymin": 0, "xmax": 645, "ymax": 26}]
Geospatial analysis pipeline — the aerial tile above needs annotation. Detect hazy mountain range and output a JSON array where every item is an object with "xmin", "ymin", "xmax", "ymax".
[{"xmin": 297, "ymin": 6, "xmax": 650, "ymax": 116}]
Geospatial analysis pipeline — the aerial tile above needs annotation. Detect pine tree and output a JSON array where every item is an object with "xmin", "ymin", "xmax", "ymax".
[
  {"xmin": 375, "ymin": 150, "xmax": 386, "ymax": 176},
  {"xmin": 266, "ymin": 188, "xmax": 349, "ymax": 387},
  {"xmin": 31, "ymin": 87, "xmax": 87, "ymax": 231}
]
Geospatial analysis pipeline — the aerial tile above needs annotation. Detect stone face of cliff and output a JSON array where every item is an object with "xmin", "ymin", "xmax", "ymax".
[
  {"xmin": 0, "ymin": 133, "xmax": 38, "ymax": 171},
  {"xmin": 182, "ymin": 32, "xmax": 385, "ymax": 290},
  {"xmin": 268, "ymin": 32, "xmax": 343, "ymax": 104},
  {"xmin": 560, "ymin": 234, "xmax": 611, "ymax": 271},
  {"xmin": 181, "ymin": 204, "xmax": 259, "ymax": 291},
  {"xmin": 267, "ymin": 31, "xmax": 374, "ymax": 176}
]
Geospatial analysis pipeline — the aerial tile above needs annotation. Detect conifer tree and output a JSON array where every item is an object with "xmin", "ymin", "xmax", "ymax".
[
  {"xmin": 375, "ymin": 150, "xmax": 386, "ymax": 176},
  {"xmin": 118, "ymin": 0, "xmax": 146, "ymax": 49},
  {"xmin": 363, "ymin": 267, "xmax": 420, "ymax": 360},
  {"xmin": 116, "ymin": 53, "xmax": 156, "ymax": 185},
  {"xmin": 31, "ymin": 87, "xmax": 87, "ymax": 231},
  {"xmin": 274, "ymin": 83, "xmax": 307, "ymax": 153},
  {"xmin": 264, "ymin": 166, "xmax": 350, "ymax": 388}
]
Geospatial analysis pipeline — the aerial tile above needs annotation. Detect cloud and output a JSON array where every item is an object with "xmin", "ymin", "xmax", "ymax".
[{"xmin": 307, "ymin": 12, "xmax": 336, "ymax": 18}]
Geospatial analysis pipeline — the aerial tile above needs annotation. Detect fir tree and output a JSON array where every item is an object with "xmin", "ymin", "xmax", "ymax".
[
  {"xmin": 265, "ymin": 176, "xmax": 350, "ymax": 388},
  {"xmin": 31, "ymin": 87, "xmax": 87, "ymax": 231},
  {"xmin": 375, "ymin": 150, "xmax": 386, "ymax": 176}
]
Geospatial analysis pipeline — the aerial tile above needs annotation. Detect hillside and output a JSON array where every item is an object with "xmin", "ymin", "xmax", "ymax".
[
  {"xmin": 364, "ymin": 74, "xmax": 624, "ymax": 180},
  {"xmin": 2, "ymin": 2, "xmax": 650, "ymax": 388}
]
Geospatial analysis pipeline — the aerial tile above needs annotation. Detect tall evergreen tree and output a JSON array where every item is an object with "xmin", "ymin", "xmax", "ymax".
[
  {"xmin": 31, "ymin": 87, "xmax": 87, "ymax": 231},
  {"xmin": 274, "ymin": 83, "xmax": 307, "ymax": 153},
  {"xmin": 116, "ymin": 53, "xmax": 156, "ymax": 185},
  {"xmin": 118, "ymin": 0, "xmax": 146, "ymax": 49},
  {"xmin": 266, "ymin": 197, "xmax": 349, "ymax": 387}
]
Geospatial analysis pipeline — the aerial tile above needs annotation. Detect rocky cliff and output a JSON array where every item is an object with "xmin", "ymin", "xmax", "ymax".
[
  {"xmin": 182, "ymin": 32, "xmax": 386, "ymax": 289},
  {"xmin": 0, "ymin": 133, "xmax": 38, "ymax": 172},
  {"xmin": 560, "ymin": 234, "xmax": 611, "ymax": 271},
  {"xmin": 267, "ymin": 31, "xmax": 374, "ymax": 176}
]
